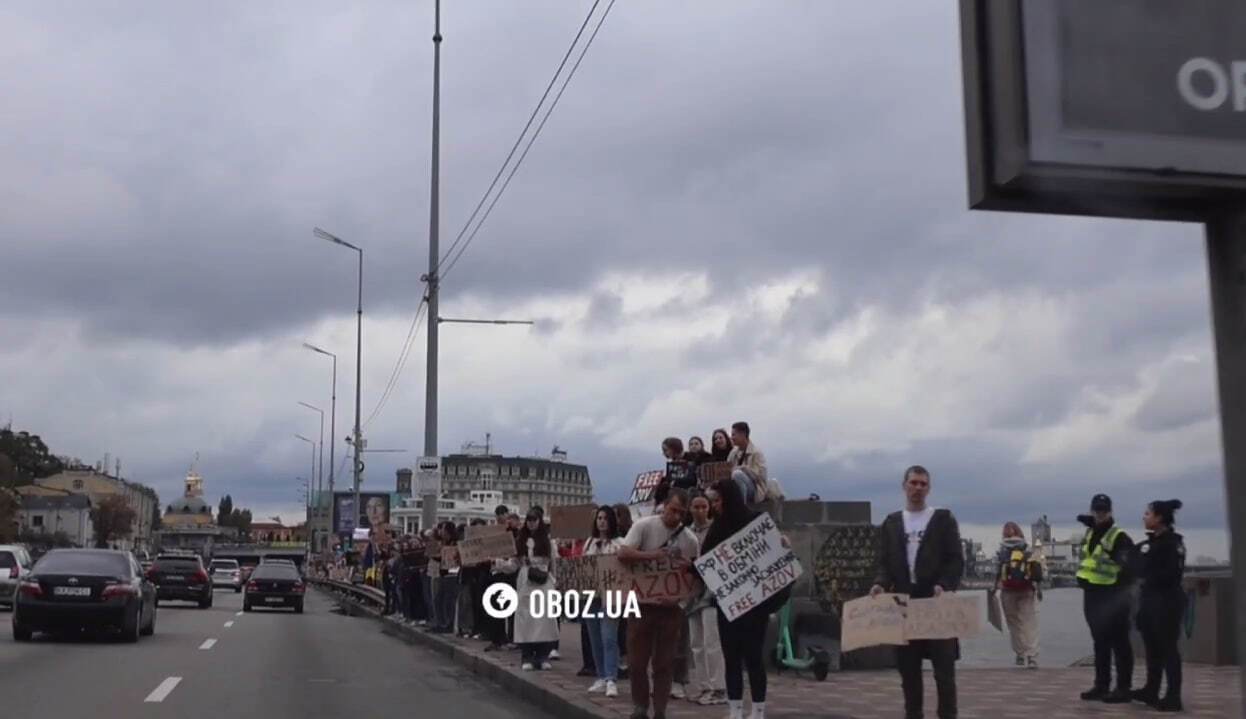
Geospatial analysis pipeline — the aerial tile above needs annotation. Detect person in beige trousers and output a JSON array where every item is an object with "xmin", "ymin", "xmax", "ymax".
[{"xmin": 994, "ymin": 522, "xmax": 1042, "ymax": 668}]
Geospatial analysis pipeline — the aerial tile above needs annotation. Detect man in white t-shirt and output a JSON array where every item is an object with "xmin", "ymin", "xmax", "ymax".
[
  {"xmin": 870, "ymin": 466, "xmax": 964, "ymax": 719},
  {"xmin": 618, "ymin": 487, "xmax": 699, "ymax": 719}
]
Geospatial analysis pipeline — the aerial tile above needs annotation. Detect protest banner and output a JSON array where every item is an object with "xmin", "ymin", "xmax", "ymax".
[
  {"xmin": 986, "ymin": 589, "xmax": 1003, "ymax": 632},
  {"xmin": 841, "ymin": 594, "xmax": 909, "ymax": 652},
  {"xmin": 552, "ymin": 554, "xmax": 700, "ymax": 601},
  {"xmin": 441, "ymin": 546, "xmax": 460, "ymax": 571},
  {"xmin": 466, "ymin": 523, "xmax": 506, "ymax": 540},
  {"xmin": 458, "ymin": 526, "xmax": 516, "ymax": 565},
  {"xmin": 697, "ymin": 461, "xmax": 733, "ymax": 487},
  {"xmin": 549, "ymin": 503, "xmax": 599, "ymax": 539},
  {"xmin": 628, "ymin": 470, "xmax": 665, "ymax": 505},
  {"xmin": 904, "ymin": 594, "xmax": 983, "ymax": 641},
  {"xmin": 555, "ymin": 554, "xmax": 607, "ymax": 593},
  {"xmin": 665, "ymin": 460, "xmax": 694, "ymax": 487},
  {"xmin": 693, "ymin": 512, "xmax": 803, "ymax": 621}
]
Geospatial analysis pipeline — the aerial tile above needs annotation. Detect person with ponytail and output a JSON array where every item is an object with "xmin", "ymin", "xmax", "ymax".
[{"xmin": 1130, "ymin": 499, "xmax": 1187, "ymax": 712}]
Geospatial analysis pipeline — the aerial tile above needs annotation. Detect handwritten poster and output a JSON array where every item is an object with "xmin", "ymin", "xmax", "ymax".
[
  {"xmin": 694, "ymin": 513, "xmax": 803, "ymax": 621},
  {"xmin": 441, "ymin": 546, "xmax": 460, "ymax": 571},
  {"xmin": 697, "ymin": 461, "xmax": 733, "ymax": 487},
  {"xmin": 905, "ymin": 594, "xmax": 982, "ymax": 640},
  {"xmin": 841, "ymin": 594, "xmax": 909, "ymax": 652},
  {"xmin": 458, "ymin": 526, "xmax": 516, "ymax": 565},
  {"xmin": 628, "ymin": 470, "xmax": 666, "ymax": 506},
  {"xmin": 549, "ymin": 504, "xmax": 600, "ymax": 539},
  {"xmin": 553, "ymin": 554, "xmax": 700, "ymax": 602}
]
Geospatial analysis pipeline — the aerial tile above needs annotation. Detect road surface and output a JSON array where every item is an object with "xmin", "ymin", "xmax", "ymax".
[{"xmin": 0, "ymin": 587, "xmax": 546, "ymax": 718}]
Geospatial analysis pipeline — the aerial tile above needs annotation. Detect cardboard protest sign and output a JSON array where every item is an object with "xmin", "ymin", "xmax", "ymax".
[
  {"xmin": 549, "ymin": 504, "xmax": 599, "ymax": 539},
  {"xmin": 904, "ymin": 594, "xmax": 983, "ymax": 641},
  {"xmin": 986, "ymin": 589, "xmax": 1003, "ymax": 632},
  {"xmin": 555, "ymin": 554, "xmax": 608, "ymax": 593},
  {"xmin": 441, "ymin": 546, "xmax": 460, "ymax": 571},
  {"xmin": 694, "ymin": 513, "xmax": 803, "ymax": 621},
  {"xmin": 552, "ymin": 554, "xmax": 700, "ymax": 602},
  {"xmin": 665, "ymin": 461, "xmax": 694, "ymax": 487},
  {"xmin": 458, "ymin": 526, "xmax": 516, "ymax": 565},
  {"xmin": 841, "ymin": 594, "xmax": 909, "ymax": 652},
  {"xmin": 628, "ymin": 470, "xmax": 665, "ymax": 505},
  {"xmin": 697, "ymin": 461, "xmax": 733, "ymax": 487},
  {"xmin": 466, "ymin": 523, "xmax": 506, "ymax": 539}
]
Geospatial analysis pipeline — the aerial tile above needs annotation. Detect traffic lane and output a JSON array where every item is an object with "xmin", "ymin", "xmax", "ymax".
[
  {"xmin": 0, "ymin": 586, "xmax": 247, "ymax": 713},
  {"xmin": 159, "ymin": 589, "xmax": 547, "ymax": 719}
]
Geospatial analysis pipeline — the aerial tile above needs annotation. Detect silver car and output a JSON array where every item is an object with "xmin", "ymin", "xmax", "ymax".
[
  {"xmin": 0, "ymin": 545, "xmax": 35, "ymax": 608},
  {"xmin": 209, "ymin": 559, "xmax": 242, "ymax": 593}
]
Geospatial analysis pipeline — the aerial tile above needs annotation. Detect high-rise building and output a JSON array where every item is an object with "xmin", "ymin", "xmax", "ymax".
[{"xmin": 413, "ymin": 444, "xmax": 593, "ymax": 515}]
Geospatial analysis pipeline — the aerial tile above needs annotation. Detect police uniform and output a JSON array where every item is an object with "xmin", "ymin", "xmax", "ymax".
[
  {"xmin": 1132, "ymin": 528, "xmax": 1187, "ymax": 710},
  {"xmin": 1076, "ymin": 494, "xmax": 1135, "ymax": 702}
]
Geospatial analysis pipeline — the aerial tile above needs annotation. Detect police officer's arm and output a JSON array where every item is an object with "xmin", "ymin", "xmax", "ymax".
[{"xmin": 937, "ymin": 512, "xmax": 964, "ymax": 593}]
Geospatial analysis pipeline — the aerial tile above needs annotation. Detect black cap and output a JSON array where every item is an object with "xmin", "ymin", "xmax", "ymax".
[{"xmin": 1090, "ymin": 494, "xmax": 1112, "ymax": 512}]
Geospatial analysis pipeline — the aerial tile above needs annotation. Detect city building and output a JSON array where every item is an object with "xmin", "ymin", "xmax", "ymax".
[
  {"xmin": 390, "ymin": 490, "xmax": 504, "ymax": 534},
  {"xmin": 1031, "ymin": 514, "xmax": 1053, "ymax": 545},
  {"xmin": 24, "ymin": 467, "xmax": 159, "ymax": 552},
  {"xmin": 250, "ymin": 521, "xmax": 302, "ymax": 544},
  {"xmin": 410, "ymin": 442, "xmax": 593, "ymax": 516},
  {"xmin": 17, "ymin": 494, "xmax": 94, "ymax": 547},
  {"xmin": 154, "ymin": 468, "xmax": 237, "ymax": 554}
]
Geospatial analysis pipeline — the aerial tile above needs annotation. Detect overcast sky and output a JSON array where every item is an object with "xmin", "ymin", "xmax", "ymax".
[{"xmin": 0, "ymin": 1, "xmax": 1230, "ymax": 558}]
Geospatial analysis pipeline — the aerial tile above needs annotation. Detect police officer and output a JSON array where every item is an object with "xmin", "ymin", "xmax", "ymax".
[
  {"xmin": 1131, "ymin": 499, "xmax": 1186, "ymax": 712},
  {"xmin": 1076, "ymin": 493, "xmax": 1135, "ymax": 703}
]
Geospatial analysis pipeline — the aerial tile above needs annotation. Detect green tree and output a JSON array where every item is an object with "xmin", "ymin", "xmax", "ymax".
[
  {"xmin": 0, "ymin": 429, "xmax": 65, "ymax": 485},
  {"xmin": 233, "ymin": 508, "xmax": 252, "ymax": 538},
  {"xmin": 0, "ymin": 489, "xmax": 17, "ymax": 543},
  {"xmin": 91, "ymin": 494, "xmax": 137, "ymax": 548},
  {"xmin": 151, "ymin": 501, "xmax": 162, "ymax": 531}
]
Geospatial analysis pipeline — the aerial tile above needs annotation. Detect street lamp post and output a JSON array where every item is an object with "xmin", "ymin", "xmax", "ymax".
[
  {"xmin": 298, "ymin": 402, "xmax": 325, "ymax": 550},
  {"xmin": 313, "ymin": 227, "xmax": 364, "ymax": 537},
  {"xmin": 302, "ymin": 343, "xmax": 338, "ymax": 500},
  {"xmin": 295, "ymin": 434, "xmax": 316, "ymax": 545}
]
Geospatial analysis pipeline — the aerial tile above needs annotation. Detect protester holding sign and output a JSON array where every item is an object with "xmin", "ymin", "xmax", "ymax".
[
  {"xmin": 514, "ymin": 511, "xmax": 559, "ymax": 670},
  {"xmin": 613, "ymin": 503, "xmax": 635, "ymax": 677},
  {"xmin": 431, "ymin": 522, "xmax": 460, "ymax": 634},
  {"xmin": 618, "ymin": 488, "xmax": 699, "ymax": 719},
  {"xmin": 686, "ymin": 493, "xmax": 726, "ymax": 706},
  {"xmin": 484, "ymin": 509, "xmax": 519, "ymax": 651},
  {"xmin": 700, "ymin": 478, "xmax": 791, "ymax": 719},
  {"xmin": 870, "ymin": 466, "xmax": 964, "ymax": 719},
  {"xmin": 582, "ymin": 506, "xmax": 624, "ymax": 698}
]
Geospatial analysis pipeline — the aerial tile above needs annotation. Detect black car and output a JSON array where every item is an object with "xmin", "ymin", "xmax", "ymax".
[
  {"xmin": 243, "ymin": 563, "xmax": 305, "ymax": 613},
  {"xmin": 148, "ymin": 555, "xmax": 213, "ymax": 608},
  {"xmin": 12, "ymin": 549, "xmax": 157, "ymax": 642}
]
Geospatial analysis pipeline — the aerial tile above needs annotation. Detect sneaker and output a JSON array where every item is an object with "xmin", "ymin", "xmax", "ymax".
[
  {"xmin": 1131, "ymin": 688, "xmax": 1161, "ymax": 707},
  {"xmin": 541, "ymin": 661, "xmax": 554, "ymax": 670},
  {"xmin": 1103, "ymin": 688, "xmax": 1132, "ymax": 704},
  {"xmin": 1015, "ymin": 654, "xmax": 1025, "ymax": 667},
  {"xmin": 549, "ymin": 650, "xmax": 561, "ymax": 660},
  {"xmin": 589, "ymin": 679, "xmax": 608, "ymax": 693},
  {"xmin": 696, "ymin": 690, "xmax": 714, "ymax": 705},
  {"xmin": 1026, "ymin": 656, "xmax": 1039, "ymax": 669},
  {"xmin": 606, "ymin": 681, "xmax": 619, "ymax": 698},
  {"xmin": 1157, "ymin": 696, "xmax": 1183, "ymax": 712},
  {"xmin": 709, "ymin": 690, "xmax": 727, "ymax": 705},
  {"xmin": 522, "ymin": 662, "xmax": 534, "ymax": 671},
  {"xmin": 1080, "ymin": 687, "xmax": 1109, "ymax": 701},
  {"xmin": 670, "ymin": 683, "xmax": 686, "ymax": 700}
]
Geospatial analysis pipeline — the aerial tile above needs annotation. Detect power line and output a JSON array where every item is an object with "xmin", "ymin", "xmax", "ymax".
[
  {"xmin": 436, "ymin": 0, "xmax": 612, "ymax": 277},
  {"xmin": 363, "ymin": 297, "xmax": 429, "ymax": 430}
]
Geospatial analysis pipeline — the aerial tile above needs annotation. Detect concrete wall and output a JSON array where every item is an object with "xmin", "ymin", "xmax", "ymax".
[{"xmin": 770, "ymin": 500, "xmax": 871, "ymax": 599}]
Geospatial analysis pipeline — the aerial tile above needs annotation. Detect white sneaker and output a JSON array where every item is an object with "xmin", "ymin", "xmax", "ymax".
[
  {"xmin": 548, "ymin": 650, "xmax": 561, "ymax": 660},
  {"xmin": 588, "ymin": 679, "xmax": 607, "ymax": 693},
  {"xmin": 727, "ymin": 699, "xmax": 744, "ymax": 719},
  {"xmin": 605, "ymin": 681, "xmax": 618, "ymax": 698},
  {"xmin": 749, "ymin": 702, "xmax": 766, "ymax": 719},
  {"xmin": 670, "ymin": 683, "xmax": 686, "ymax": 700},
  {"xmin": 522, "ymin": 662, "xmax": 534, "ymax": 671},
  {"xmin": 541, "ymin": 661, "xmax": 554, "ymax": 670}
]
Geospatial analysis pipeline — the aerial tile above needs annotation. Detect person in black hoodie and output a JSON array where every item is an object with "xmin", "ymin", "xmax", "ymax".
[
  {"xmin": 1130, "ymin": 499, "xmax": 1187, "ymax": 712},
  {"xmin": 870, "ymin": 465, "xmax": 964, "ymax": 719},
  {"xmin": 1074, "ymin": 494, "xmax": 1136, "ymax": 704}
]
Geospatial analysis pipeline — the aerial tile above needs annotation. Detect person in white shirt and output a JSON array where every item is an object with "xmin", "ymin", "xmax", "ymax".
[
  {"xmin": 686, "ymin": 493, "xmax": 726, "ymax": 706},
  {"xmin": 583, "ymin": 506, "xmax": 624, "ymax": 698}
]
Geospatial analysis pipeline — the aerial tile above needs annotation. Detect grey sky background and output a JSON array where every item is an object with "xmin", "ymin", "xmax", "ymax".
[{"xmin": 0, "ymin": 2, "xmax": 1229, "ymax": 556}]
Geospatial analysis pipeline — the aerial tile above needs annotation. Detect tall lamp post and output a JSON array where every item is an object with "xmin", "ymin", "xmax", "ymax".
[
  {"xmin": 302, "ymin": 343, "xmax": 338, "ymax": 500},
  {"xmin": 298, "ymin": 402, "xmax": 325, "ymax": 550},
  {"xmin": 314, "ymin": 227, "xmax": 364, "ymax": 537},
  {"xmin": 295, "ymin": 434, "xmax": 316, "ymax": 546}
]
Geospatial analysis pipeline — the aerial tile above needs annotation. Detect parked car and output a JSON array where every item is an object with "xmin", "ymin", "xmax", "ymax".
[
  {"xmin": 1, "ymin": 545, "xmax": 35, "ymax": 608},
  {"xmin": 12, "ymin": 548, "xmax": 156, "ymax": 642},
  {"xmin": 147, "ymin": 555, "xmax": 213, "ymax": 608},
  {"xmin": 243, "ymin": 563, "xmax": 305, "ymax": 613},
  {"xmin": 209, "ymin": 559, "xmax": 242, "ymax": 592}
]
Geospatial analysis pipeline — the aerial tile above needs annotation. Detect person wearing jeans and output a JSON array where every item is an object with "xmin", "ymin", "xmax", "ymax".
[
  {"xmin": 687, "ymin": 493, "xmax": 726, "ymax": 705},
  {"xmin": 583, "ymin": 506, "xmax": 623, "ymax": 698},
  {"xmin": 619, "ymin": 489, "xmax": 700, "ymax": 719}
]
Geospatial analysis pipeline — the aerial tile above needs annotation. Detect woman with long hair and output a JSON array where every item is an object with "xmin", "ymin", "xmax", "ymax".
[
  {"xmin": 513, "ymin": 511, "xmax": 559, "ymax": 670},
  {"xmin": 582, "ymin": 506, "xmax": 623, "ymax": 698},
  {"xmin": 612, "ymin": 503, "xmax": 634, "ymax": 676},
  {"xmin": 994, "ymin": 522, "xmax": 1042, "ymax": 668},
  {"xmin": 686, "ymin": 492, "xmax": 726, "ymax": 705},
  {"xmin": 709, "ymin": 428, "xmax": 732, "ymax": 463},
  {"xmin": 702, "ymin": 478, "xmax": 781, "ymax": 719},
  {"xmin": 1131, "ymin": 499, "xmax": 1186, "ymax": 712}
]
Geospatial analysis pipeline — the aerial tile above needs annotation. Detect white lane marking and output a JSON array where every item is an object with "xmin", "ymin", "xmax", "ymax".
[
  {"xmin": 223, "ymin": 621, "xmax": 234, "ymax": 628},
  {"xmin": 144, "ymin": 677, "xmax": 182, "ymax": 703},
  {"xmin": 235, "ymin": 611, "xmax": 243, "ymax": 616},
  {"xmin": 199, "ymin": 638, "xmax": 217, "ymax": 650}
]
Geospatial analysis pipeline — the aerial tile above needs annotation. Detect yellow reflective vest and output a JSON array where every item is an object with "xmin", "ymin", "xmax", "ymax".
[{"xmin": 1077, "ymin": 525, "xmax": 1124, "ymax": 586}]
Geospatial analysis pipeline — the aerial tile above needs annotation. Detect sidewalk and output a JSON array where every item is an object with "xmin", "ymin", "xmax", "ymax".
[{"xmin": 333, "ymin": 589, "xmax": 1240, "ymax": 718}]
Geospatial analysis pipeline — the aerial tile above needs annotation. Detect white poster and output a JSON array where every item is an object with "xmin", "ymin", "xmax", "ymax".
[{"xmin": 694, "ymin": 513, "xmax": 802, "ymax": 621}]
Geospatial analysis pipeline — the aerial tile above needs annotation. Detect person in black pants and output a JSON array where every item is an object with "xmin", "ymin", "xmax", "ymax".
[
  {"xmin": 1074, "ymin": 494, "xmax": 1136, "ymax": 704},
  {"xmin": 1131, "ymin": 499, "xmax": 1187, "ymax": 712},
  {"xmin": 871, "ymin": 465, "xmax": 965, "ymax": 719}
]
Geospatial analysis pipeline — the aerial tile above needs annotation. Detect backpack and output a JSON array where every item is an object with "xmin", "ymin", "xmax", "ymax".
[{"xmin": 1000, "ymin": 549, "xmax": 1041, "ymax": 589}]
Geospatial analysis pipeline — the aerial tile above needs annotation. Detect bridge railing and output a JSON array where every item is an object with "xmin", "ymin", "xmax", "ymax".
[{"xmin": 308, "ymin": 577, "xmax": 386, "ymax": 612}]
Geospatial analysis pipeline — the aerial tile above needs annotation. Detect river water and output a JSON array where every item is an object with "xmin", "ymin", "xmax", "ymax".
[{"xmin": 958, "ymin": 588, "xmax": 1091, "ymax": 668}]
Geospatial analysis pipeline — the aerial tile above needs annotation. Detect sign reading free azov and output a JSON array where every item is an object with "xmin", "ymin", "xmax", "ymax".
[{"xmin": 694, "ymin": 513, "xmax": 802, "ymax": 622}]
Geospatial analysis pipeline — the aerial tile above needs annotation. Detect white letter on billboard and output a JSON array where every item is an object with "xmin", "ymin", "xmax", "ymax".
[
  {"xmin": 1233, "ymin": 62, "xmax": 1246, "ymax": 112},
  {"xmin": 1178, "ymin": 58, "xmax": 1228, "ymax": 111}
]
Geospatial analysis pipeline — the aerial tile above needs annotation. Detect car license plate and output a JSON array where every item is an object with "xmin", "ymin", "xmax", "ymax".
[
  {"xmin": 53, "ymin": 586, "xmax": 91, "ymax": 597},
  {"xmin": 264, "ymin": 596, "xmax": 283, "ymax": 603},
  {"xmin": 164, "ymin": 575, "xmax": 184, "ymax": 582}
]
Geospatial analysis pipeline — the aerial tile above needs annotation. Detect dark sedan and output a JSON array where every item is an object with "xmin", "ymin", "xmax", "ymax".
[
  {"xmin": 148, "ymin": 555, "xmax": 213, "ymax": 608},
  {"xmin": 12, "ymin": 549, "xmax": 157, "ymax": 642},
  {"xmin": 243, "ymin": 563, "xmax": 305, "ymax": 613}
]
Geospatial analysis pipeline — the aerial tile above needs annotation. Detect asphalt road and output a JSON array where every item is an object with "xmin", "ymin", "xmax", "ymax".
[{"xmin": 0, "ymin": 587, "xmax": 546, "ymax": 718}]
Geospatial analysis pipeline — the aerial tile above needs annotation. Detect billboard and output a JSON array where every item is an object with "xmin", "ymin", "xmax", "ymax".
[{"xmin": 332, "ymin": 492, "xmax": 392, "ymax": 534}]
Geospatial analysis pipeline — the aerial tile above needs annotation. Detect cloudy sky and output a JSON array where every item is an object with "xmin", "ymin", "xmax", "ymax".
[{"xmin": 1, "ymin": 1, "xmax": 1230, "ymax": 558}]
